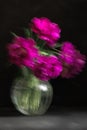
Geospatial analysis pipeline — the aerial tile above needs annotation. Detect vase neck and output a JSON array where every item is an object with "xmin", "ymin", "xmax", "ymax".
[{"xmin": 21, "ymin": 66, "xmax": 38, "ymax": 80}]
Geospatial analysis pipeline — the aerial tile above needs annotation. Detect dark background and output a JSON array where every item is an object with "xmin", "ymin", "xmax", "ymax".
[{"xmin": 0, "ymin": 0, "xmax": 87, "ymax": 111}]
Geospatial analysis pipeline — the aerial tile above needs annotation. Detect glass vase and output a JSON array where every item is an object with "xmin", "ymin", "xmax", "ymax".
[{"xmin": 10, "ymin": 67, "xmax": 53, "ymax": 115}]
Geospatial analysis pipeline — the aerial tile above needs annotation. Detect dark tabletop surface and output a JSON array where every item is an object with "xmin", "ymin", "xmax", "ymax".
[{"xmin": 0, "ymin": 107, "xmax": 87, "ymax": 130}]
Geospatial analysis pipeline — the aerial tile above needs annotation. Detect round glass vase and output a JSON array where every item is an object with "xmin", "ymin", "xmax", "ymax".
[{"xmin": 11, "ymin": 67, "xmax": 53, "ymax": 116}]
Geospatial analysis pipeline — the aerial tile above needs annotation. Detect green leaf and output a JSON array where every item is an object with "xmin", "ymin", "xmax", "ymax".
[
  {"xmin": 54, "ymin": 43, "xmax": 62, "ymax": 48},
  {"xmin": 23, "ymin": 28, "xmax": 31, "ymax": 38},
  {"xmin": 10, "ymin": 32, "xmax": 18, "ymax": 37}
]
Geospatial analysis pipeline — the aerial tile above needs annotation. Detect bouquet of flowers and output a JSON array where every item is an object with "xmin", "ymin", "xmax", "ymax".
[
  {"xmin": 7, "ymin": 17, "xmax": 86, "ymax": 80},
  {"xmin": 6, "ymin": 17, "xmax": 86, "ymax": 115}
]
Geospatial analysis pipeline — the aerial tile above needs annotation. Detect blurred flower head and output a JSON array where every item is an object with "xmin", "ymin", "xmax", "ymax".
[
  {"xmin": 30, "ymin": 17, "xmax": 61, "ymax": 46},
  {"xmin": 7, "ymin": 36, "xmax": 39, "ymax": 68},
  {"xmin": 32, "ymin": 55, "xmax": 63, "ymax": 81}
]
